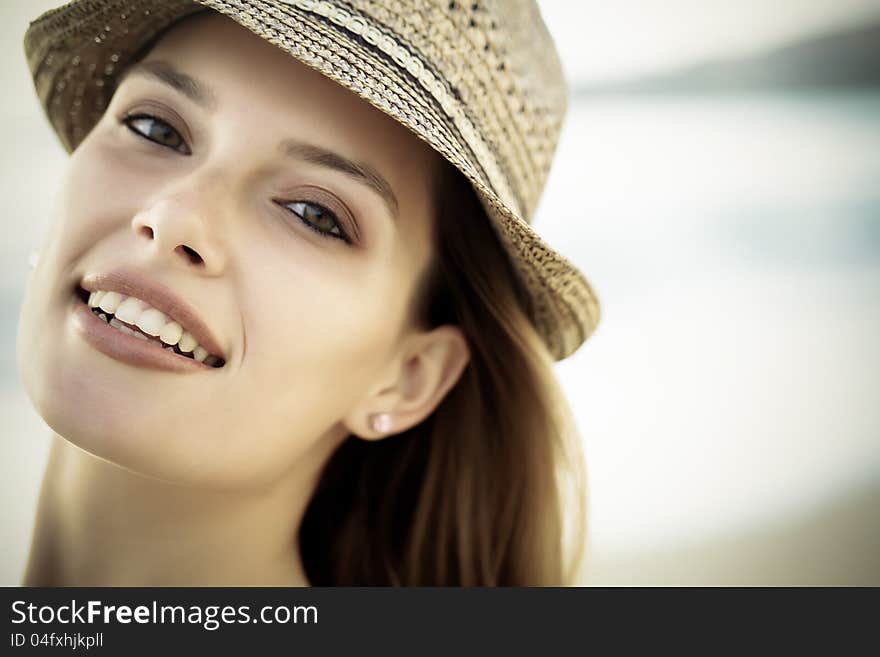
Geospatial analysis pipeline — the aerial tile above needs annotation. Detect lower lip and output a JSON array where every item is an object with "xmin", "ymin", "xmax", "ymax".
[{"xmin": 70, "ymin": 294, "xmax": 218, "ymax": 373}]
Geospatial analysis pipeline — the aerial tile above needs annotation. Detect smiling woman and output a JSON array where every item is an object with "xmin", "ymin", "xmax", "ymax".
[{"xmin": 17, "ymin": 0, "xmax": 601, "ymax": 586}]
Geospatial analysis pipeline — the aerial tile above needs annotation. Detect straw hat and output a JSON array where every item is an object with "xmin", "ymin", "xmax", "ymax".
[{"xmin": 24, "ymin": 0, "xmax": 600, "ymax": 359}]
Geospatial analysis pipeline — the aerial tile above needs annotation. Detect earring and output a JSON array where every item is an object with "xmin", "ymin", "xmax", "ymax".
[
  {"xmin": 369, "ymin": 412, "xmax": 393, "ymax": 434},
  {"xmin": 28, "ymin": 248, "xmax": 40, "ymax": 270}
]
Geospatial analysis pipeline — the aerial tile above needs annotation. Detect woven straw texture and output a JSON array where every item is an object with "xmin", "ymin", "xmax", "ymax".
[{"xmin": 24, "ymin": 0, "xmax": 600, "ymax": 359}]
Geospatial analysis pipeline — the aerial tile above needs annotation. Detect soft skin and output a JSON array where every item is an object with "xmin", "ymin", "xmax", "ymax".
[{"xmin": 17, "ymin": 12, "xmax": 470, "ymax": 585}]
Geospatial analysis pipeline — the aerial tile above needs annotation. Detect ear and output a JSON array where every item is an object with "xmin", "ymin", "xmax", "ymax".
[{"xmin": 344, "ymin": 325, "xmax": 470, "ymax": 441}]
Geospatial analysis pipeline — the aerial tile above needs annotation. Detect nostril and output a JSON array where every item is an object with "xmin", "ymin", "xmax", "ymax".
[
  {"xmin": 179, "ymin": 245, "xmax": 203, "ymax": 265},
  {"xmin": 139, "ymin": 226, "xmax": 154, "ymax": 239}
]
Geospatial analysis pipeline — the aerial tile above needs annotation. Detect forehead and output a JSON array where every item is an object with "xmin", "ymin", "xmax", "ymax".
[{"xmin": 136, "ymin": 10, "xmax": 442, "ymax": 226}]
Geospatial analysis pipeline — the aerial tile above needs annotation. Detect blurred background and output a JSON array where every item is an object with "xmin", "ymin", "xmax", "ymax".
[{"xmin": 2, "ymin": 0, "xmax": 879, "ymax": 585}]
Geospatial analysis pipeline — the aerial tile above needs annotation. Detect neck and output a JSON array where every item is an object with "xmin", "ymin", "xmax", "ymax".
[{"xmin": 24, "ymin": 433, "xmax": 319, "ymax": 586}]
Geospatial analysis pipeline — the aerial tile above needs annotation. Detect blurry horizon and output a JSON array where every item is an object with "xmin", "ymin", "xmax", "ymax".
[{"xmin": 538, "ymin": 0, "xmax": 880, "ymax": 86}]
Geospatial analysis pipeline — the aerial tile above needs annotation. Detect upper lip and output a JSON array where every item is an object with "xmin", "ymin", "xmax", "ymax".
[{"xmin": 79, "ymin": 268, "xmax": 226, "ymax": 360}]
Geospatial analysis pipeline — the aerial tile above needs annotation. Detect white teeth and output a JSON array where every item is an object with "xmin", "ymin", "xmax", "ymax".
[
  {"xmin": 114, "ymin": 296, "xmax": 146, "ymax": 324},
  {"xmin": 98, "ymin": 291, "xmax": 123, "ymax": 314},
  {"xmin": 87, "ymin": 288, "xmax": 222, "ymax": 365},
  {"xmin": 178, "ymin": 331, "xmax": 197, "ymax": 354},
  {"xmin": 110, "ymin": 317, "xmax": 139, "ymax": 339},
  {"xmin": 88, "ymin": 290, "xmax": 107, "ymax": 308},
  {"xmin": 136, "ymin": 308, "xmax": 168, "ymax": 336},
  {"xmin": 159, "ymin": 321, "xmax": 183, "ymax": 346}
]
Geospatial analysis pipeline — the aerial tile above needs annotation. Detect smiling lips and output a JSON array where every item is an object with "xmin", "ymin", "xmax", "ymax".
[
  {"xmin": 78, "ymin": 268, "xmax": 227, "ymax": 366},
  {"xmin": 86, "ymin": 289, "xmax": 225, "ymax": 367}
]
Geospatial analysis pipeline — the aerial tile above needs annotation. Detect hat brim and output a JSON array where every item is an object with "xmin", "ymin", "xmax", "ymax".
[{"xmin": 24, "ymin": 0, "xmax": 600, "ymax": 359}]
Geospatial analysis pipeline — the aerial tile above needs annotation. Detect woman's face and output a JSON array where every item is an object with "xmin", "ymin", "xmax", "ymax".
[{"xmin": 17, "ymin": 12, "xmax": 443, "ymax": 488}]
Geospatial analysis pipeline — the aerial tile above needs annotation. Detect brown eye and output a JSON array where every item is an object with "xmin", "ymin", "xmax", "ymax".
[
  {"xmin": 123, "ymin": 114, "xmax": 190, "ymax": 155},
  {"xmin": 284, "ymin": 200, "xmax": 351, "ymax": 244}
]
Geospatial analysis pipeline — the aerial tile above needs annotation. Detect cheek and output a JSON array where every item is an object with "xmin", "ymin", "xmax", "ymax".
[
  {"xmin": 38, "ymin": 138, "xmax": 145, "ymax": 273},
  {"xmin": 16, "ymin": 144, "xmax": 128, "ymax": 442},
  {"xmin": 17, "ymin": 138, "xmax": 137, "ymax": 380},
  {"xmin": 240, "ymin": 258, "xmax": 399, "ymax": 427},
  {"xmin": 135, "ymin": 250, "xmax": 408, "ymax": 488},
  {"xmin": 221, "ymin": 226, "xmax": 430, "ymax": 478},
  {"xmin": 63, "ymin": 135, "xmax": 148, "ymax": 229}
]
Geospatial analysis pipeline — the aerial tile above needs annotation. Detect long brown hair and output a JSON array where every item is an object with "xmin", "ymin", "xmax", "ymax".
[{"xmin": 300, "ymin": 161, "xmax": 587, "ymax": 585}]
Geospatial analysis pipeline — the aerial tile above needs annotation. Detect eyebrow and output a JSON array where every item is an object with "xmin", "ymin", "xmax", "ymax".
[
  {"xmin": 120, "ymin": 60, "xmax": 400, "ymax": 221},
  {"xmin": 279, "ymin": 140, "xmax": 399, "ymax": 219},
  {"xmin": 122, "ymin": 60, "xmax": 217, "ymax": 110}
]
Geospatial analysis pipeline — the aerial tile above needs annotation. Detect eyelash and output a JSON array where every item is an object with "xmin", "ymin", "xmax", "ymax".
[
  {"xmin": 120, "ymin": 112, "xmax": 353, "ymax": 245},
  {"xmin": 277, "ymin": 200, "xmax": 352, "ymax": 245}
]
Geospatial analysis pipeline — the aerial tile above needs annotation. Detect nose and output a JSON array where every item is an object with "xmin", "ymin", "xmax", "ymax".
[{"xmin": 130, "ymin": 186, "xmax": 228, "ymax": 275}]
